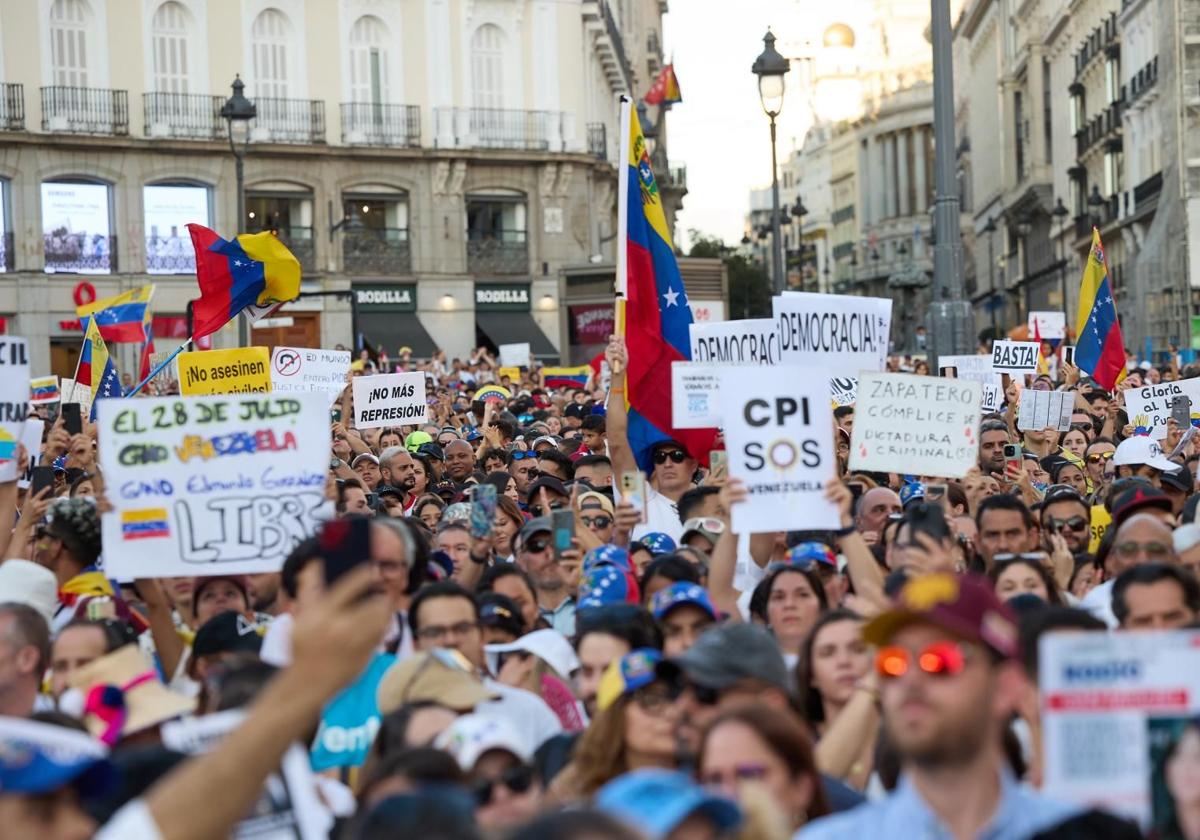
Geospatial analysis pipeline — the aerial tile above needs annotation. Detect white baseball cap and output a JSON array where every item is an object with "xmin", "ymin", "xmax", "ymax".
[
  {"xmin": 0, "ymin": 560, "xmax": 58, "ymax": 627},
  {"xmin": 1113, "ymin": 436, "xmax": 1182, "ymax": 473},
  {"xmin": 433, "ymin": 714, "xmax": 531, "ymax": 771},
  {"xmin": 485, "ymin": 628, "xmax": 581, "ymax": 680}
]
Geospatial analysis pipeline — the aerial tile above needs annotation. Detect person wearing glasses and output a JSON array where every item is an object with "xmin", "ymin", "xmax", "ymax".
[
  {"xmin": 435, "ymin": 714, "xmax": 545, "ymax": 834},
  {"xmin": 1082, "ymin": 511, "xmax": 1177, "ymax": 627},
  {"xmin": 800, "ymin": 573, "xmax": 1081, "ymax": 838},
  {"xmin": 507, "ymin": 449, "xmax": 541, "ymax": 496},
  {"xmin": 1039, "ymin": 484, "xmax": 1092, "ymax": 555},
  {"xmin": 1084, "ymin": 438, "xmax": 1117, "ymax": 488}
]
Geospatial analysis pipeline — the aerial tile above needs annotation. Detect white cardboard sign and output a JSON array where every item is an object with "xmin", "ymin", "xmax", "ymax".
[
  {"xmin": 719, "ymin": 365, "xmax": 839, "ymax": 534},
  {"xmin": 352, "ymin": 372, "xmax": 427, "ymax": 428},
  {"xmin": 671, "ymin": 362, "xmax": 722, "ymax": 429},
  {"xmin": 499, "ymin": 342, "xmax": 531, "ymax": 368},
  {"xmin": 689, "ymin": 319, "xmax": 781, "ymax": 365},
  {"xmin": 270, "ymin": 347, "xmax": 350, "ymax": 403},
  {"xmin": 1029, "ymin": 311, "xmax": 1067, "ymax": 340},
  {"xmin": 830, "ymin": 377, "xmax": 857, "ymax": 407},
  {"xmin": 773, "ymin": 292, "xmax": 891, "ymax": 376},
  {"xmin": 1123, "ymin": 377, "xmax": 1200, "ymax": 439},
  {"xmin": 849, "ymin": 372, "xmax": 982, "ymax": 478},
  {"xmin": 97, "ymin": 393, "xmax": 330, "ymax": 579},
  {"xmin": 17, "ymin": 418, "xmax": 44, "ymax": 489},
  {"xmin": 0, "ymin": 339, "xmax": 30, "ymax": 481},
  {"xmin": 1018, "ymin": 390, "xmax": 1073, "ymax": 431},
  {"xmin": 991, "ymin": 340, "xmax": 1041, "ymax": 373}
]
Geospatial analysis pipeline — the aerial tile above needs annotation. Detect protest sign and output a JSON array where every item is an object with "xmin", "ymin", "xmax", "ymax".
[
  {"xmin": 30, "ymin": 376, "xmax": 59, "ymax": 404},
  {"xmin": 16, "ymin": 418, "xmax": 43, "ymax": 489},
  {"xmin": 162, "ymin": 709, "xmax": 329, "ymax": 839},
  {"xmin": 499, "ymin": 343, "xmax": 530, "ymax": 368},
  {"xmin": 1123, "ymin": 377, "xmax": 1200, "ymax": 439},
  {"xmin": 0, "ymin": 339, "xmax": 29, "ymax": 481},
  {"xmin": 498, "ymin": 365, "xmax": 521, "ymax": 382},
  {"xmin": 352, "ymin": 372, "xmax": 427, "ymax": 428},
  {"xmin": 774, "ymin": 292, "xmax": 891, "ymax": 375},
  {"xmin": 671, "ymin": 362, "xmax": 721, "ymax": 428},
  {"xmin": 269, "ymin": 347, "xmax": 350, "ymax": 403},
  {"xmin": 990, "ymin": 340, "xmax": 1040, "ymax": 374},
  {"xmin": 689, "ymin": 319, "xmax": 781, "ymax": 365},
  {"xmin": 849, "ymin": 372, "xmax": 981, "ymax": 478},
  {"xmin": 67, "ymin": 379, "xmax": 92, "ymax": 422},
  {"xmin": 1017, "ymin": 389, "xmax": 1073, "ymax": 431},
  {"xmin": 719, "ymin": 365, "xmax": 839, "ymax": 534},
  {"xmin": 980, "ymin": 382, "xmax": 1004, "ymax": 412},
  {"xmin": 1040, "ymin": 629, "xmax": 1200, "ymax": 828},
  {"xmin": 97, "ymin": 392, "xmax": 330, "ymax": 579},
  {"xmin": 178, "ymin": 346, "xmax": 271, "ymax": 396},
  {"xmin": 1029, "ymin": 311, "xmax": 1067, "ymax": 339},
  {"xmin": 148, "ymin": 350, "xmax": 179, "ymax": 387},
  {"xmin": 830, "ymin": 378, "xmax": 857, "ymax": 406}
]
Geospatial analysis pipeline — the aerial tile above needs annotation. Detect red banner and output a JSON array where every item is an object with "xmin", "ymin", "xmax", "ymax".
[{"xmin": 570, "ymin": 304, "xmax": 615, "ymax": 346}]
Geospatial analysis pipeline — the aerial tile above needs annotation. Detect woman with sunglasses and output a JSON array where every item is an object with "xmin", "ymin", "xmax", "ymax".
[
  {"xmin": 795, "ymin": 609, "xmax": 879, "ymax": 791},
  {"xmin": 435, "ymin": 714, "xmax": 545, "ymax": 834},
  {"xmin": 989, "ymin": 555, "xmax": 1065, "ymax": 606},
  {"xmin": 697, "ymin": 703, "xmax": 831, "ymax": 831},
  {"xmin": 550, "ymin": 649, "xmax": 679, "ymax": 800}
]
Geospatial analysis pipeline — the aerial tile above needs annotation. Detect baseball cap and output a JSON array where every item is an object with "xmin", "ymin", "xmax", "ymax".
[
  {"xmin": 405, "ymin": 431, "xmax": 433, "ymax": 452},
  {"xmin": 191, "ymin": 575, "xmax": 250, "ymax": 616},
  {"xmin": 579, "ymin": 491, "xmax": 616, "ymax": 516},
  {"xmin": 486, "ymin": 629, "xmax": 580, "ymax": 680},
  {"xmin": 578, "ymin": 564, "xmax": 640, "ymax": 609},
  {"xmin": 596, "ymin": 769, "xmax": 741, "ymax": 840},
  {"xmin": 862, "ymin": 572, "xmax": 1019, "ymax": 659},
  {"xmin": 583, "ymin": 544, "xmax": 632, "ymax": 572},
  {"xmin": 783, "ymin": 541, "xmax": 837, "ymax": 571},
  {"xmin": 479, "ymin": 594, "xmax": 525, "ymax": 639},
  {"xmin": 596, "ymin": 648, "xmax": 662, "ymax": 711},
  {"xmin": 650, "ymin": 582, "xmax": 718, "ymax": 621},
  {"xmin": 351, "ymin": 452, "xmax": 380, "ymax": 468},
  {"xmin": 434, "ymin": 713, "xmax": 532, "ymax": 771},
  {"xmin": 377, "ymin": 648, "xmax": 498, "ymax": 715},
  {"xmin": 0, "ymin": 717, "xmax": 114, "ymax": 796},
  {"xmin": 0, "ymin": 559, "xmax": 58, "ymax": 627},
  {"xmin": 656, "ymin": 623, "xmax": 792, "ymax": 695},
  {"xmin": 634, "ymin": 532, "xmax": 676, "ymax": 557},
  {"xmin": 416, "ymin": 442, "xmax": 445, "ymax": 461},
  {"xmin": 1160, "ymin": 466, "xmax": 1194, "ymax": 494},
  {"xmin": 1113, "ymin": 435, "xmax": 1182, "ymax": 472},
  {"xmin": 564, "ymin": 403, "xmax": 587, "ymax": 419},
  {"xmin": 375, "ymin": 484, "xmax": 406, "ymax": 500},
  {"xmin": 527, "ymin": 476, "xmax": 569, "ymax": 500},
  {"xmin": 1111, "ymin": 484, "xmax": 1174, "ymax": 524},
  {"xmin": 899, "ymin": 481, "xmax": 926, "ymax": 507},
  {"xmin": 191, "ymin": 610, "xmax": 265, "ymax": 661},
  {"xmin": 532, "ymin": 435, "xmax": 562, "ymax": 450},
  {"xmin": 1175, "ymin": 523, "xmax": 1200, "ymax": 555},
  {"xmin": 518, "ymin": 516, "xmax": 553, "ymax": 544}
]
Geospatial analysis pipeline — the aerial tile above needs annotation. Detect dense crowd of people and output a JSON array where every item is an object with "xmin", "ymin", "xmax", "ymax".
[{"xmin": 3, "ymin": 335, "xmax": 1196, "ymax": 839}]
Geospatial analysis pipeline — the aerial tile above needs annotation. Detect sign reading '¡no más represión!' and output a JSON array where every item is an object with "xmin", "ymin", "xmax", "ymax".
[
  {"xmin": 96, "ymin": 392, "xmax": 331, "ymax": 580},
  {"xmin": 352, "ymin": 372, "xmax": 427, "ymax": 428},
  {"xmin": 773, "ymin": 292, "xmax": 892, "ymax": 376}
]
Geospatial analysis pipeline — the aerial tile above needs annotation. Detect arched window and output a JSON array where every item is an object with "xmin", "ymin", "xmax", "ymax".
[
  {"xmin": 251, "ymin": 8, "xmax": 290, "ymax": 99},
  {"xmin": 49, "ymin": 0, "xmax": 90, "ymax": 87},
  {"xmin": 151, "ymin": 1, "xmax": 191, "ymax": 93},
  {"xmin": 471, "ymin": 24, "xmax": 505, "ymax": 110},
  {"xmin": 349, "ymin": 15, "xmax": 390, "ymax": 104}
]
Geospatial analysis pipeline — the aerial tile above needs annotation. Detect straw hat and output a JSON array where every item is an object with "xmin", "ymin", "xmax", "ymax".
[{"xmin": 66, "ymin": 645, "xmax": 195, "ymax": 744}]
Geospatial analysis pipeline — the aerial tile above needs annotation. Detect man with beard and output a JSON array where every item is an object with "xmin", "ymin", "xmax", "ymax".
[
  {"xmin": 514, "ymin": 518, "xmax": 575, "ymax": 636},
  {"xmin": 379, "ymin": 446, "xmax": 419, "ymax": 513},
  {"xmin": 443, "ymin": 439, "xmax": 477, "ymax": 483},
  {"xmin": 977, "ymin": 419, "xmax": 1010, "ymax": 478},
  {"xmin": 1039, "ymin": 485, "xmax": 1092, "ymax": 555},
  {"xmin": 801, "ymin": 573, "xmax": 1080, "ymax": 838}
]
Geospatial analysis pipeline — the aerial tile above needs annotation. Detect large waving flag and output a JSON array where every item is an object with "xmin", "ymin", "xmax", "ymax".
[
  {"xmin": 75, "ymin": 285, "xmax": 155, "ymax": 343},
  {"xmin": 644, "ymin": 65, "xmax": 682, "ymax": 106},
  {"xmin": 1074, "ymin": 228, "xmax": 1126, "ymax": 390},
  {"xmin": 542, "ymin": 365, "xmax": 592, "ymax": 389},
  {"xmin": 187, "ymin": 224, "xmax": 301, "ymax": 340},
  {"xmin": 617, "ymin": 99, "xmax": 716, "ymax": 471}
]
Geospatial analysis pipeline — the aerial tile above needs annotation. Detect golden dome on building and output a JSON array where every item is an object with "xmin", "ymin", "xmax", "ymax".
[{"xmin": 823, "ymin": 23, "xmax": 855, "ymax": 48}]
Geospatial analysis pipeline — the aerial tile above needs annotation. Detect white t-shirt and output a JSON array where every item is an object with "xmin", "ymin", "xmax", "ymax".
[
  {"xmin": 98, "ymin": 800, "xmax": 162, "ymax": 840},
  {"xmin": 632, "ymin": 488, "xmax": 684, "ymax": 542},
  {"xmin": 1080, "ymin": 578, "xmax": 1118, "ymax": 628},
  {"xmin": 479, "ymin": 678, "xmax": 564, "ymax": 751}
]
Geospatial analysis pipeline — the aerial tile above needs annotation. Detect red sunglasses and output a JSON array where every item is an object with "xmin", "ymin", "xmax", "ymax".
[{"xmin": 875, "ymin": 641, "xmax": 966, "ymax": 679}]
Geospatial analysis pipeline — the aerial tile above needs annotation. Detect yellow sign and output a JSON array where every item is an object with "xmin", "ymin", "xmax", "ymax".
[
  {"xmin": 498, "ymin": 366, "xmax": 521, "ymax": 383},
  {"xmin": 178, "ymin": 347, "xmax": 271, "ymax": 395},
  {"xmin": 1088, "ymin": 504, "xmax": 1112, "ymax": 555}
]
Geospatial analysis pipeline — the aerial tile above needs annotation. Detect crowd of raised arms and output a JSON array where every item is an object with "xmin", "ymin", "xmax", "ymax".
[{"xmin": 3, "ymin": 335, "xmax": 1199, "ymax": 840}]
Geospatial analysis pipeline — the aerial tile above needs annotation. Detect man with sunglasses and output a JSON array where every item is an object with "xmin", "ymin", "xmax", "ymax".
[
  {"xmin": 507, "ymin": 449, "xmax": 540, "ymax": 496},
  {"xmin": 435, "ymin": 713, "xmax": 544, "ymax": 834},
  {"xmin": 1039, "ymin": 485, "xmax": 1091, "ymax": 555},
  {"xmin": 1084, "ymin": 438, "xmax": 1116, "ymax": 489},
  {"xmin": 802, "ymin": 573, "xmax": 1080, "ymax": 839},
  {"xmin": 514, "ymin": 517, "xmax": 577, "ymax": 636}
]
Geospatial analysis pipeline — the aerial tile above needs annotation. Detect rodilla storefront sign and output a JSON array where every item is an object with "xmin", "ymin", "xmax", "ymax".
[{"xmin": 475, "ymin": 284, "xmax": 530, "ymax": 310}]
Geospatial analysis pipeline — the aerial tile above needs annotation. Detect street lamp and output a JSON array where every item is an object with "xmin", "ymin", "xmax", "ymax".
[
  {"xmin": 983, "ymin": 216, "xmax": 998, "ymax": 337},
  {"xmin": 1087, "ymin": 185, "xmax": 1106, "ymax": 226},
  {"xmin": 221, "ymin": 75, "xmax": 257, "ymax": 347},
  {"xmin": 752, "ymin": 30, "xmax": 790, "ymax": 294},
  {"xmin": 1052, "ymin": 197, "xmax": 1070, "ymax": 323}
]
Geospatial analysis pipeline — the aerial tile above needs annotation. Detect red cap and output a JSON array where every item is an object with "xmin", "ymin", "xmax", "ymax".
[{"xmin": 862, "ymin": 573, "xmax": 1019, "ymax": 659}]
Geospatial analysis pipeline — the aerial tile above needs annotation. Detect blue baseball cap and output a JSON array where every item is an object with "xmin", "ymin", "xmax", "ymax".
[
  {"xmin": 596, "ymin": 649, "xmax": 662, "ymax": 711},
  {"xmin": 583, "ymin": 544, "xmax": 631, "ymax": 573},
  {"xmin": 784, "ymin": 542, "xmax": 837, "ymax": 571},
  {"xmin": 651, "ymin": 582, "xmax": 718, "ymax": 621},
  {"xmin": 578, "ymin": 565, "xmax": 639, "ymax": 609},
  {"xmin": 596, "ymin": 769, "xmax": 741, "ymax": 840},
  {"xmin": 0, "ymin": 718, "xmax": 114, "ymax": 797},
  {"xmin": 899, "ymin": 481, "xmax": 926, "ymax": 507},
  {"xmin": 635, "ymin": 532, "xmax": 676, "ymax": 556}
]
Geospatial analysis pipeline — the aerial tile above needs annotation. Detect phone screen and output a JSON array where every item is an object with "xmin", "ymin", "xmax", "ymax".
[
  {"xmin": 471, "ymin": 484, "xmax": 498, "ymax": 539},
  {"xmin": 318, "ymin": 517, "xmax": 372, "ymax": 585},
  {"xmin": 30, "ymin": 466, "xmax": 55, "ymax": 499},
  {"xmin": 552, "ymin": 509, "xmax": 575, "ymax": 558},
  {"xmin": 62, "ymin": 403, "xmax": 82, "ymax": 436}
]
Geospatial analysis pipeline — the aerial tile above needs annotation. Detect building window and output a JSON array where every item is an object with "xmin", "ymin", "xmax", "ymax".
[
  {"xmin": 151, "ymin": 1, "xmax": 191, "ymax": 94},
  {"xmin": 1104, "ymin": 149, "xmax": 1124, "ymax": 196},
  {"xmin": 41, "ymin": 180, "xmax": 113, "ymax": 274},
  {"xmin": 1069, "ymin": 91, "xmax": 1084, "ymax": 135},
  {"xmin": 144, "ymin": 184, "xmax": 209, "ymax": 274},
  {"xmin": 245, "ymin": 190, "xmax": 314, "ymax": 271},
  {"xmin": 348, "ymin": 15, "xmax": 390, "ymax": 105},
  {"xmin": 466, "ymin": 192, "xmax": 527, "ymax": 274},
  {"xmin": 49, "ymin": 0, "xmax": 90, "ymax": 87},
  {"xmin": 1070, "ymin": 175, "xmax": 1085, "ymax": 217},
  {"xmin": 341, "ymin": 193, "xmax": 410, "ymax": 274},
  {"xmin": 1013, "ymin": 90, "xmax": 1026, "ymax": 180},
  {"xmin": 471, "ymin": 24, "xmax": 506, "ymax": 110},
  {"xmin": 251, "ymin": 8, "xmax": 291, "ymax": 99},
  {"xmin": 1105, "ymin": 57, "xmax": 1121, "ymax": 104},
  {"xmin": 0, "ymin": 179, "xmax": 10, "ymax": 272},
  {"xmin": 1042, "ymin": 59, "xmax": 1053, "ymax": 166}
]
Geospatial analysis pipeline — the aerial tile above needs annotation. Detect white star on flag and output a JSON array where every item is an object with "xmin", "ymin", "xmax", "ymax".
[{"xmin": 662, "ymin": 287, "xmax": 680, "ymax": 307}]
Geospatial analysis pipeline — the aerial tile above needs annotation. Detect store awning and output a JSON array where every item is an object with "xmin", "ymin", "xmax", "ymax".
[
  {"xmin": 476, "ymin": 311, "xmax": 558, "ymax": 360},
  {"xmin": 357, "ymin": 311, "xmax": 438, "ymax": 358}
]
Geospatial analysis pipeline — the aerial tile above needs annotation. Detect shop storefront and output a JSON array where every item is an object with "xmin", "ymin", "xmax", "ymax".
[
  {"xmin": 474, "ymin": 282, "xmax": 557, "ymax": 360},
  {"xmin": 353, "ymin": 283, "xmax": 437, "ymax": 357}
]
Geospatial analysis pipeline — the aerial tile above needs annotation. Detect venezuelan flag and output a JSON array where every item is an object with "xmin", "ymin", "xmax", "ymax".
[
  {"xmin": 1074, "ymin": 228, "xmax": 1126, "ymax": 390},
  {"xmin": 77, "ymin": 317, "xmax": 110, "ymax": 403},
  {"xmin": 75, "ymin": 284, "xmax": 155, "ymax": 343},
  {"xmin": 542, "ymin": 365, "xmax": 592, "ymax": 389},
  {"xmin": 120, "ymin": 508, "xmax": 170, "ymax": 540},
  {"xmin": 187, "ymin": 224, "xmax": 301, "ymax": 340},
  {"xmin": 618, "ymin": 100, "xmax": 716, "ymax": 471},
  {"xmin": 645, "ymin": 65, "xmax": 682, "ymax": 106}
]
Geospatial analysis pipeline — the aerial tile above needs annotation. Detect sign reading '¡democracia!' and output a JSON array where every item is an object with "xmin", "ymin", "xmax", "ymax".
[{"xmin": 772, "ymin": 292, "xmax": 892, "ymax": 376}]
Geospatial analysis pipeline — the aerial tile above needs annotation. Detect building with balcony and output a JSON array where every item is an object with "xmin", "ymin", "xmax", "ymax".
[{"xmin": 0, "ymin": 0, "xmax": 682, "ymax": 375}]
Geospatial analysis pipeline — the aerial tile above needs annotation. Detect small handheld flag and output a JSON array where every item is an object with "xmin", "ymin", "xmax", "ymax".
[{"xmin": 1074, "ymin": 228, "xmax": 1126, "ymax": 391}]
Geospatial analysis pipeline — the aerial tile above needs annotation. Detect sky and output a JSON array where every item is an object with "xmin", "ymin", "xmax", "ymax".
[{"xmin": 663, "ymin": 0, "xmax": 813, "ymax": 252}]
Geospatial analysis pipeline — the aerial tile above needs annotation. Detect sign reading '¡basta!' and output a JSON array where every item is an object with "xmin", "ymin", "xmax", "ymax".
[{"xmin": 773, "ymin": 292, "xmax": 892, "ymax": 376}]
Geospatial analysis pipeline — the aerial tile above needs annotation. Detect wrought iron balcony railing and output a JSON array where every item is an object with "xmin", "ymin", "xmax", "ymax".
[
  {"xmin": 342, "ymin": 228, "xmax": 412, "ymax": 274},
  {"xmin": 0, "ymin": 83, "xmax": 24, "ymax": 131},
  {"xmin": 41, "ymin": 86, "xmax": 128, "ymax": 135},
  {"xmin": 44, "ymin": 232, "xmax": 117, "ymax": 273},
  {"xmin": 340, "ymin": 102, "xmax": 421, "ymax": 147},
  {"xmin": 467, "ymin": 234, "xmax": 529, "ymax": 275},
  {"xmin": 144, "ymin": 92, "xmax": 225, "ymax": 139}
]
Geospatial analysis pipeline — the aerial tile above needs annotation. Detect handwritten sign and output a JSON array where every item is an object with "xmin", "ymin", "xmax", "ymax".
[
  {"xmin": 498, "ymin": 366, "xmax": 522, "ymax": 382},
  {"xmin": 97, "ymin": 393, "xmax": 330, "ymax": 579},
  {"xmin": 849, "ymin": 372, "xmax": 981, "ymax": 478},
  {"xmin": 269, "ymin": 347, "xmax": 349, "ymax": 403},
  {"xmin": 352, "ymin": 372, "xmax": 427, "ymax": 428},
  {"xmin": 720, "ymin": 365, "xmax": 839, "ymax": 534},
  {"xmin": 16, "ymin": 418, "xmax": 43, "ymax": 489},
  {"xmin": 499, "ymin": 343, "xmax": 530, "ymax": 368},
  {"xmin": 774, "ymin": 292, "xmax": 891, "ymax": 376},
  {"xmin": 0, "ymin": 339, "xmax": 29, "ymax": 481},
  {"xmin": 1017, "ymin": 390, "xmax": 1073, "ymax": 431},
  {"xmin": 990, "ymin": 340, "xmax": 1040, "ymax": 374},
  {"xmin": 1028, "ymin": 311, "xmax": 1066, "ymax": 340},
  {"xmin": 1122, "ymin": 377, "xmax": 1200, "ymax": 439},
  {"xmin": 980, "ymin": 383, "xmax": 1004, "ymax": 413},
  {"xmin": 671, "ymin": 362, "xmax": 721, "ymax": 428},
  {"xmin": 178, "ymin": 347, "xmax": 271, "ymax": 396},
  {"xmin": 689, "ymin": 319, "xmax": 781, "ymax": 365}
]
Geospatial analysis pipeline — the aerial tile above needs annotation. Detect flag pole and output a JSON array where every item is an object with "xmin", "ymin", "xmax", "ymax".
[
  {"xmin": 614, "ymin": 94, "xmax": 631, "ymax": 340},
  {"xmin": 124, "ymin": 338, "xmax": 193, "ymax": 398}
]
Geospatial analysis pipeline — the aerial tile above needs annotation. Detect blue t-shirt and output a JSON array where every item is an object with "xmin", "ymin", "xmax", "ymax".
[{"xmin": 310, "ymin": 651, "xmax": 395, "ymax": 772}]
